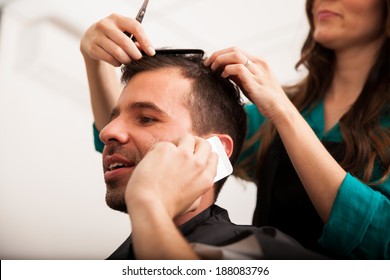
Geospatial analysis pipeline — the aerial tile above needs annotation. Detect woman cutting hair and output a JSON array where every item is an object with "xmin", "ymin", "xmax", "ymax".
[{"xmin": 80, "ymin": 0, "xmax": 389, "ymax": 259}]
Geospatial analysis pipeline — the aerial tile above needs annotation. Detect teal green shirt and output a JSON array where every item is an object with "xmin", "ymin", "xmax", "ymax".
[
  {"xmin": 93, "ymin": 123, "xmax": 104, "ymax": 153},
  {"xmin": 243, "ymin": 101, "xmax": 390, "ymax": 259}
]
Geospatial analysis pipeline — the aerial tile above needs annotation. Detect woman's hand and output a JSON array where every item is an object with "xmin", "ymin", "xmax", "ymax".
[
  {"xmin": 204, "ymin": 47, "xmax": 292, "ymax": 123},
  {"xmin": 125, "ymin": 135, "xmax": 219, "ymax": 219},
  {"xmin": 80, "ymin": 13, "xmax": 155, "ymax": 67}
]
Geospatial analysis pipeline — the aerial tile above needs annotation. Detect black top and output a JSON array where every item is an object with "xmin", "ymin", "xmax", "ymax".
[{"xmin": 253, "ymin": 135, "xmax": 345, "ymax": 256}]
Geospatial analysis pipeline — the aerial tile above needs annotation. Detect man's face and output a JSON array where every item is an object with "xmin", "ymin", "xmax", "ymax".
[{"xmin": 100, "ymin": 67, "xmax": 194, "ymax": 212}]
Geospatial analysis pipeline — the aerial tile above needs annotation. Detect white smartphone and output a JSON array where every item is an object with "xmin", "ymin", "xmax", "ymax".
[{"xmin": 206, "ymin": 136, "xmax": 233, "ymax": 182}]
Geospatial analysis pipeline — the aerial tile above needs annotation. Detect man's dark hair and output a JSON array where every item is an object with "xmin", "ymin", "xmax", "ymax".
[{"xmin": 121, "ymin": 53, "xmax": 247, "ymax": 198}]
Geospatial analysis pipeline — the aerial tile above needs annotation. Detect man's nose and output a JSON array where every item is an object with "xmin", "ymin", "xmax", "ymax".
[{"xmin": 100, "ymin": 118, "xmax": 129, "ymax": 145}]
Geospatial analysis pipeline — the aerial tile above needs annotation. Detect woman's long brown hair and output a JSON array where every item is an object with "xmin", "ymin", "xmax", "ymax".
[{"xmin": 238, "ymin": 0, "xmax": 390, "ymax": 185}]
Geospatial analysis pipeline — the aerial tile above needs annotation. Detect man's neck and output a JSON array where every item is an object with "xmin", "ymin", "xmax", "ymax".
[{"xmin": 173, "ymin": 189, "xmax": 215, "ymax": 226}]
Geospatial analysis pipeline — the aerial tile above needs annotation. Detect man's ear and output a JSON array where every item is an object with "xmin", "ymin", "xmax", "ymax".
[{"xmin": 213, "ymin": 134, "xmax": 234, "ymax": 158}]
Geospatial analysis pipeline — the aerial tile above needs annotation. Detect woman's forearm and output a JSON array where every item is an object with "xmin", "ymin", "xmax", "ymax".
[{"xmin": 82, "ymin": 55, "xmax": 121, "ymax": 131}]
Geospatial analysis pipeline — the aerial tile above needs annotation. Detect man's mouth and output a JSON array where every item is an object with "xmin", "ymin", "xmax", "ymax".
[
  {"xmin": 104, "ymin": 155, "xmax": 135, "ymax": 170},
  {"xmin": 108, "ymin": 162, "xmax": 130, "ymax": 171},
  {"xmin": 104, "ymin": 155, "xmax": 136, "ymax": 182}
]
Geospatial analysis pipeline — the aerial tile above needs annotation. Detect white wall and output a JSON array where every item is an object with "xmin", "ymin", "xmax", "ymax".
[{"xmin": 0, "ymin": 0, "xmax": 309, "ymax": 259}]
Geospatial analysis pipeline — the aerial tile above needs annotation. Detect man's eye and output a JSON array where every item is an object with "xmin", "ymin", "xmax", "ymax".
[{"xmin": 139, "ymin": 116, "xmax": 157, "ymax": 124}]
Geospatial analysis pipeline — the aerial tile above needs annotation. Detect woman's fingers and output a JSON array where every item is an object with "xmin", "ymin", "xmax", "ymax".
[
  {"xmin": 96, "ymin": 35, "xmax": 132, "ymax": 64},
  {"xmin": 80, "ymin": 13, "xmax": 155, "ymax": 67},
  {"xmin": 204, "ymin": 47, "xmax": 252, "ymax": 67},
  {"xmin": 204, "ymin": 47, "xmax": 289, "ymax": 119},
  {"xmin": 116, "ymin": 17, "xmax": 155, "ymax": 56}
]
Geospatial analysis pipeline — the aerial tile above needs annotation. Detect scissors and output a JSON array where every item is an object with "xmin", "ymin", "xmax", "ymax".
[{"xmin": 124, "ymin": 0, "xmax": 149, "ymax": 40}]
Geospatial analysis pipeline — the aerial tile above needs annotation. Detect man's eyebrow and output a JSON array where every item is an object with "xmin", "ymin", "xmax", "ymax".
[
  {"xmin": 110, "ymin": 101, "xmax": 169, "ymax": 120},
  {"xmin": 128, "ymin": 102, "xmax": 166, "ymax": 115}
]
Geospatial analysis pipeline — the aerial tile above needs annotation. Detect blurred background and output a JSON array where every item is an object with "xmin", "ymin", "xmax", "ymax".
[{"xmin": 0, "ymin": 0, "xmax": 308, "ymax": 259}]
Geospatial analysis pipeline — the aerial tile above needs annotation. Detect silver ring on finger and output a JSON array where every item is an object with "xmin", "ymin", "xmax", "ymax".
[{"xmin": 244, "ymin": 58, "xmax": 252, "ymax": 69}]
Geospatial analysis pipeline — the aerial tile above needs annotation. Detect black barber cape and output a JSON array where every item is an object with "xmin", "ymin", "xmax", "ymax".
[{"xmin": 107, "ymin": 205, "xmax": 258, "ymax": 260}]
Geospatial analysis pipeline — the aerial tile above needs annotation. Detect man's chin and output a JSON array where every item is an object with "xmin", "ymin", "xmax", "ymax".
[
  {"xmin": 106, "ymin": 198, "xmax": 128, "ymax": 213},
  {"xmin": 105, "ymin": 187, "xmax": 128, "ymax": 213}
]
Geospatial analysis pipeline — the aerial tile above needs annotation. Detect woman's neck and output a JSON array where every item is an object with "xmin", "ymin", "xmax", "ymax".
[
  {"xmin": 328, "ymin": 36, "xmax": 385, "ymax": 103},
  {"xmin": 322, "ymin": 36, "xmax": 385, "ymax": 133}
]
